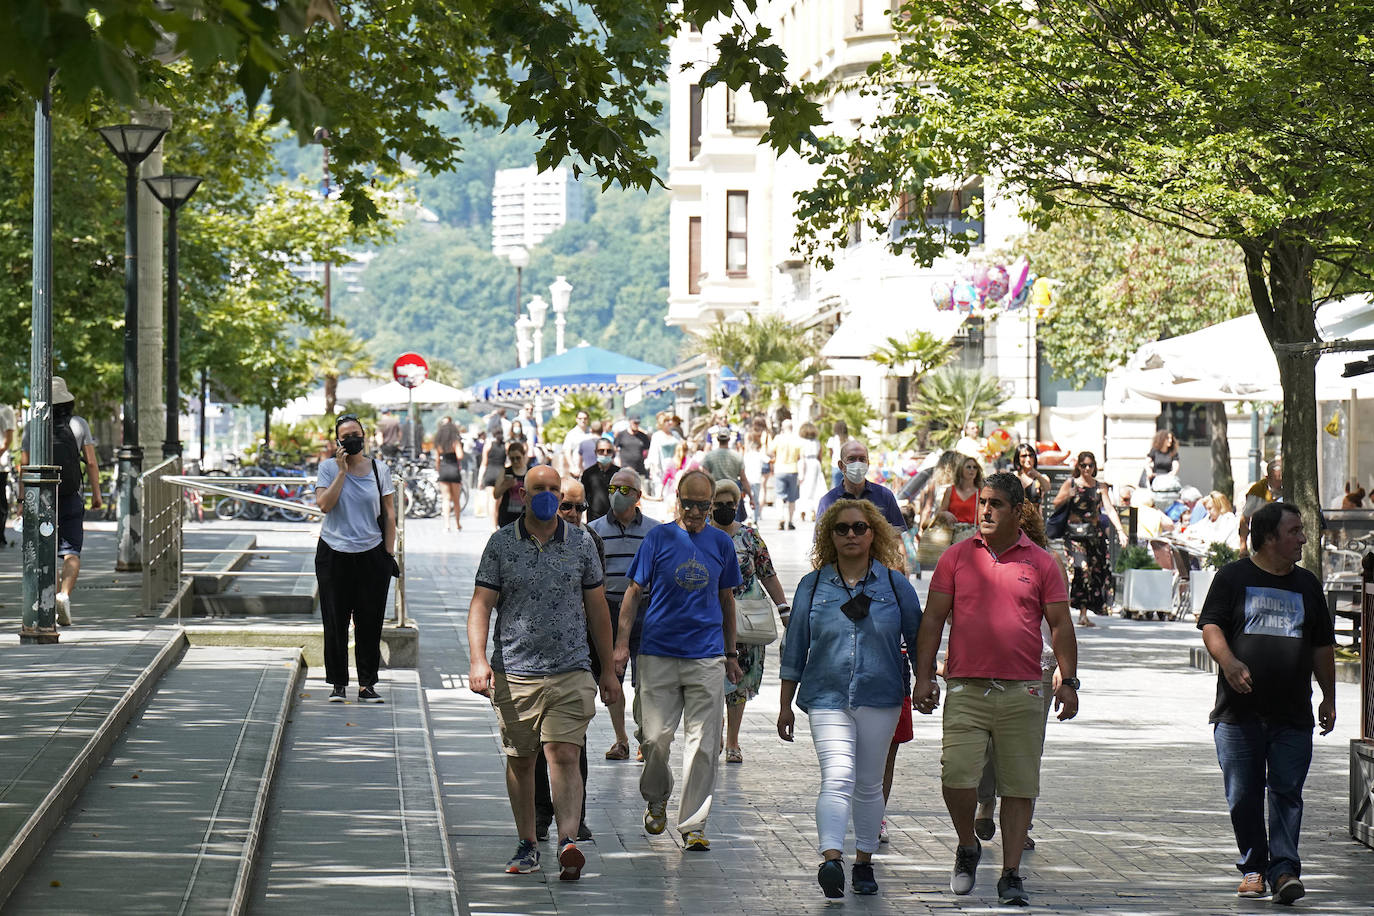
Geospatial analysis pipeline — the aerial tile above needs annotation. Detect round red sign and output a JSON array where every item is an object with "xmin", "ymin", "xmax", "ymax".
[{"xmin": 393, "ymin": 352, "xmax": 429, "ymax": 389}]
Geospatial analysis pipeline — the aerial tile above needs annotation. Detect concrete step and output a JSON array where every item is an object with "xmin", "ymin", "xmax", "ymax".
[
  {"xmin": 2, "ymin": 645, "xmax": 304, "ymax": 914},
  {"xmin": 248, "ymin": 671, "xmax": 459, "ymax": 914},
  {"xmin": 0, "ymin": 629, "xmax": 186, "ymax": 906},
  {"xmin": 191, "ymin": 545, "xmax": 317, "ymax": 617},
  {"xmin": 187, "ymin": 534, "xmax": 258, "ymax": 596}
]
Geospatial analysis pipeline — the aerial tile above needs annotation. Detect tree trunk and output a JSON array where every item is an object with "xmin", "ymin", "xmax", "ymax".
[
  {"xmin": 325, "ymin": 373, "xmax": 338, "ymax": 416},
  {"xmin": 1206, "ymin": 401, "xmax": 1234, "ymax": 498},
  {"xmin": 1262, "ymin": 237, "xmax": 1321, "ymax": 573},
  {"xmin": 262, "ymin": 406, "xmax": 272, "ymax": 453}
]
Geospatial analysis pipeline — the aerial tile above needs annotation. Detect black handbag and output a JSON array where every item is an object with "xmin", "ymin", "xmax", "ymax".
[
  {"xmin": 1066, "ymin": 520, "xmax": 1096, "ymax": 541},
  {"xmin": 1045, "ymin": 501, "xmax": 1070, "ymax": 539}
]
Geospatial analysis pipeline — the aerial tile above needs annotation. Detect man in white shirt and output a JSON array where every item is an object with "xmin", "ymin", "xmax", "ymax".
[{"xmin": 562, "ymin": 410, "xmax": 595, "ymax": 475}]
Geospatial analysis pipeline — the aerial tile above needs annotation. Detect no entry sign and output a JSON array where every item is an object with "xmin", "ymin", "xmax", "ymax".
[{"xmin": 393, "ymin": 352, "xmax": 429, "ymax": 389}]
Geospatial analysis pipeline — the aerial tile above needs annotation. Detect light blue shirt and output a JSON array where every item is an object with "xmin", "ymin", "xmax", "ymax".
[
  {"xmin": 780, "ymin": 560, "xmax": 923, "ymax": 713},
  {"xmin": 315, "ymin": 458, "xmax": 394, "ymax": 553}
]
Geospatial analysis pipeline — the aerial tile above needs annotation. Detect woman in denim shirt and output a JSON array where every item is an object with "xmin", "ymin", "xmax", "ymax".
[{"xmin": 778, "ymin": 499, "xmax": 922, "ymax": 899}]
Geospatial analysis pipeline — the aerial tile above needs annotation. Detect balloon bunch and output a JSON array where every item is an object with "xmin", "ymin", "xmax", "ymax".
[
  {"xmin": 931, "ymin": 256, "xmax": 1052, "ymax": 317},
  {"xmin": 981, "ymin": 427, "xmax": 1013, "ymax": 463}
]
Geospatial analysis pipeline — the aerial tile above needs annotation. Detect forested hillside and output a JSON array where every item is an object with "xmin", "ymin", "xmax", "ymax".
[{"xmin": 290, "ymin": 87, "xmax": 680, "ymax": 385}]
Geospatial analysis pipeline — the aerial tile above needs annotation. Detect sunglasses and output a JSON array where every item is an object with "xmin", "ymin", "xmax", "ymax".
[
  {"xmin": 608, "ymin": 484, "xmax": 638, "ymax": 495},
  {"xmin": 712, "ymin": 500, "xmax": 737, "ymax": 509},
  {"xmin": 833, "ymin": 521, "xmax": 872, "ymax": 536},
  {"xmin": 596, "ymin": 448, "xmax": 616, "ymax": 455},
  {"xmin": 679, "ymin": 498, "xmax": 711, "ymax": 512},
  {"xmin": 560, "ymin": 501, "xmax": 588, "ymax": 513},
  {"xmin": 335, "ymin": 412, "xmax": 361, "ymax": 432}
]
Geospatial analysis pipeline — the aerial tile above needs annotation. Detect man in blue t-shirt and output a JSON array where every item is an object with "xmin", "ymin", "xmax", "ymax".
[{"xmin": 613, "ymin": 469, "xmax": 742, "ymax": 851}]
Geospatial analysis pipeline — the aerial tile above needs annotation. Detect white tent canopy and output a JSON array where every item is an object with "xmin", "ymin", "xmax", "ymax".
[
  {"xmin": 360, "ymin": 378, "xmax": 471, "ymax": 406},
  {"xmin": 1122, "ymin": 297, "xmax": 1374, "ymax": 403}
]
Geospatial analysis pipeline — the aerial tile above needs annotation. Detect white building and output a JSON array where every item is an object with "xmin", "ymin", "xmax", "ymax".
[
  {"xmin": 666, "ymin": 2, "xmax": 1041, "ymax": 442},
  {"xmin": 491, "ymin": 166, "xmax": 583, "ymax": 255}
]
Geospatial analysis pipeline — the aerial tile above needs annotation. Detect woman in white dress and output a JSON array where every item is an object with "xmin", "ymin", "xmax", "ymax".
[{"xmin": 797, "ymin": 421, "xmax": 826, "ymax": 521}]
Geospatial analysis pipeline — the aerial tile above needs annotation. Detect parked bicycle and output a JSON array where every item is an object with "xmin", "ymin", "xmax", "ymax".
[{"xmin": 212, "ymin": 452, "xmax": 317, "ymax": 522}]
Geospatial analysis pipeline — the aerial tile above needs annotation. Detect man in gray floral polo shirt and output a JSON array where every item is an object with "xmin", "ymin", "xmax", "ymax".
[{"xmin": 468, "ymin": 464, "xmax": 621, "ymax": 880}]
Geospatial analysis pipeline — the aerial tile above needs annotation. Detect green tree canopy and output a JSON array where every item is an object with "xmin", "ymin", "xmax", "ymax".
[
  {"xmin": 5, "ymin": 1, "xmax": 824, "ymax": 222},
  {"xmin": 794, "ymin": 1, "xmax": 1374, "ymax": 569}
]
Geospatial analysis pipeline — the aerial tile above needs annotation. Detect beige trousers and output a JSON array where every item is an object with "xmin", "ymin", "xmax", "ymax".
[{"xmin": 636, "ymin": 654, "xmax": 726, "ymax": 834}]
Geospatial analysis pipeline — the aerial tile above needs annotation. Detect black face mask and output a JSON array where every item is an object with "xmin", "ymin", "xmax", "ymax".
[
  {"xmin": 840, "ymin": 592, "xmax": 871, "ymax": 622},
  {"xmin": 339, "ymin": 434, "xmax": 365, "ymax": 455},
  {"xmin": 712, "ymin": 505, "xmax": 736, "ymax": 525}
]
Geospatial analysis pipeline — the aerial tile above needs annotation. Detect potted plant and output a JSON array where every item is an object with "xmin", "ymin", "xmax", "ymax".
[{"xmin": 1116, "ymin": 544, "xmax": 1173, "ymax": 619}]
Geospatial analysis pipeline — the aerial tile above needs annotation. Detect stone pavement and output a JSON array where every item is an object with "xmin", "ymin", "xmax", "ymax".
[{"xmin": 405, "ymin": 513, "xmax": 1372, "ymax": 914}]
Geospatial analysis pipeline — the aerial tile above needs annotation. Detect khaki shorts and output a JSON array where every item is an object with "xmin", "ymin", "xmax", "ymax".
[
  {"xmin": 941, "ymin": 678, "xmax": 1047, "ymax": 798},
  {"xmin": 491, "ymin": 669, "xmax": 597, "ymax": 757}
]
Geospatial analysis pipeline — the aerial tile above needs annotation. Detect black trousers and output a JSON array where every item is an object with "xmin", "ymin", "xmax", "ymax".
[
  {"xmin": 534, "ymin": 744, "xmax": 589, "ymax": 833},
  {"xmin": 315, "ymin": 539, "xmax": 391, "ymax": 688}
]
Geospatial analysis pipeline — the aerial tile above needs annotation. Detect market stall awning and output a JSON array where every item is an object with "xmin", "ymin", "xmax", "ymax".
[
  {"xmin": 623, "ymin": 353, "xmax": 709, "ymax": 407},
  {"xmin": 472, "ymin": 345, "xmax": 667, "ymax": 400}
]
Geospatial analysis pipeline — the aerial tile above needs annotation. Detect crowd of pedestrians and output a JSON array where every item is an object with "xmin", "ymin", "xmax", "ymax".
[{"xmin": 295, "ymin": 405, "xmax": 1340, "ymax": 906}]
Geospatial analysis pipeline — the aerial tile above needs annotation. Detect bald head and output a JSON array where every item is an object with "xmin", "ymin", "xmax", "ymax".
[
  {"xmin": 526, "ymin": 464, "xmax": 560, "ymax": 491},
  {"xmin": 839, "ymin": 439, "xmax": 869, "ymax": 465},
  {"xmin": 559, "ymin": 477, "xmax": 586, "ymax": 525}
]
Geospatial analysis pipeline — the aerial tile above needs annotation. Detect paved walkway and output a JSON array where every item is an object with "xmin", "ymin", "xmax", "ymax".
[{"xmin": 406, "ymin": 513, "xmax": 1371, "ymax": 914}]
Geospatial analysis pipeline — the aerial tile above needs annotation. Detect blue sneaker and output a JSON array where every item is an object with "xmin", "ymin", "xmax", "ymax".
[{"xmin": 504, "ymin": 839, "xmax": 540, "ymax": 874}]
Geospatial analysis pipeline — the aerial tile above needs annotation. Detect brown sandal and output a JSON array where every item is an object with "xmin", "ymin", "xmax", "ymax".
[{"xmin": 605, "ymin": 740, "xmax": 630, "ymax": 760}]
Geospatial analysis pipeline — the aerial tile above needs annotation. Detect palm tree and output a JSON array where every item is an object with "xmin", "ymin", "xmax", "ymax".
[
  {"xmin": 818, "ymin": 388, "xmax": 878, "ymax": 438},
  {"xmin": 869, "ymin": 329, "xmax": 954, "ymax": 409},
  {"xmin": 903, "ymin": 367, "xmax": 1025, "ymax": 449},
  {"xmin": 303, "ymin": 324, "xmax": 378, "ymax": 415},
  {"xmin": 754, "ymin": 358, "xmax": 821, "ymax": 415},
  {"xmin": 694, "ymin": 314, "xmax": 821, "ymax": 395}
]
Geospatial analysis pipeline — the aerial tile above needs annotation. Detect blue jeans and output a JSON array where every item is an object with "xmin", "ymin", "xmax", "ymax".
[{"xmin": 1213, "ymin": 721, "xmax": 1312, "ymax": 883}]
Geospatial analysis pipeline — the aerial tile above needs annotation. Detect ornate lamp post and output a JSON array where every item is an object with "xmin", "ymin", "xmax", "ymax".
[
  {"xmin": 142, "ymin": 174, "xmax": 203, "ymax": 459},
  {"xmin": 527, "ymin": 295, "xmax": 548, "ymax": 364},
  {"xmin": 549, "ymin": 275, "xmax": 572, "ymax": 355},
  {"xmin": 515, "ymin": 315, "xmax": 534, "ymax": 368},
  {"xmin": 508, "ymin": 247, "xmax": 530, "ymax": 362},
  {"xmin": 98, "ymin": 123, "xmax": 167, "ymax": 572}
]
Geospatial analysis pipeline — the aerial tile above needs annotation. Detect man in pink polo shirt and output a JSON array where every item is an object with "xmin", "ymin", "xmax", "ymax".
[{"xmin": 913, "ymin": 471, "xmax": 1078, "ymax": 907}]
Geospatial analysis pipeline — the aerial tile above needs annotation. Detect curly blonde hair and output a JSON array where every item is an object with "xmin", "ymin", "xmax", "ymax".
[{"xmin": 811, "ymin": 499, "xmax": 906, "ymax": 573}]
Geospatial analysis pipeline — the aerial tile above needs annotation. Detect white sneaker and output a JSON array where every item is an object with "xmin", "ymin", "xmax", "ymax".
[
  {"xmin": 55, "ymin": 593, "xmax": 72, "ymax": 626},
  {"xmin": 878, "ymin": 818, "xmax": 890, "ymax": 843}
]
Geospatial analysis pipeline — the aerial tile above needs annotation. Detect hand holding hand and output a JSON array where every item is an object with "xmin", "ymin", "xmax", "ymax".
[{"xmin": 913, "ymin": 678, "xmax": 940, "ymax": 714}]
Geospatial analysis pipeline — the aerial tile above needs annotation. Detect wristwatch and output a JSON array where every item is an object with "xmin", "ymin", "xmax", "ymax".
[
  {"xmin": 1061, "ymin": 677, "xmax": 1081, "ymax": 690},
  {"xmin": 726, "ymin": 651, "xmax": 739, "ymax": 659}
]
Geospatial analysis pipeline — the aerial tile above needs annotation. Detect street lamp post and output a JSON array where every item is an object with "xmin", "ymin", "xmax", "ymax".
[
  {"xmin": 516, "ymin": 315, "xmax": 534, "ymax": 368},
  {"xmin": 527, "ymin": 295, "xmax": 548, "ymax": 364},
  {"xmin": 98, "ymin": 123, "xmax": 167, "ymax": 572},
  {"xmin": 508, "ymin": 247, "xmax": 530, "ymax": 361},
  {"xmin": 549, "ymin": 275, "xmax": 572, "ymax": 355},
  {"xmin": 143, "ymin": 175, "xmax": 203, "ymax": 459},
  {"xmin": 22, "ymin": 76, "xmax": 59, "ymax": 644}
]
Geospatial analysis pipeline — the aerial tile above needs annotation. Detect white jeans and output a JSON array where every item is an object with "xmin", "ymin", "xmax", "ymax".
[{"xmin": 809, "ymin": 705, "xmax": 901, "ymax": 855}]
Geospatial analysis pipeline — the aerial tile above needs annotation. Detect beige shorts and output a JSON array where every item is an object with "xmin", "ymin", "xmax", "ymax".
[
  {"xmin": 491, "ymin": 669, "xmax": 597, "ymax": 757},
  {"xmin": 941, "ymin": 678, "xmax": 1047, "ymax": 798}
]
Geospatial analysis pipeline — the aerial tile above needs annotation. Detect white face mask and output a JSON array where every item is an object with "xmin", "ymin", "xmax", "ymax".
[{"xmin": 844, "ymin": 461, "xmax": 869, "ymax": 485}]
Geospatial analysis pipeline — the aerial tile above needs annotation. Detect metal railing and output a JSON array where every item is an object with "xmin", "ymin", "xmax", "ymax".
[
  {"xmin": 142, "ymin": 457, "xmax": 184, "ymax": 614},
  {"xmin": 164, "ymin": 470, "xmax": 408, "ymax": 626}
]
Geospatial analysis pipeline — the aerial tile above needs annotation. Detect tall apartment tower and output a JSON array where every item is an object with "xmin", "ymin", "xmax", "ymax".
[{"xmin": 491, "ymin": 165, "xmax": 583, "ymax": 255}]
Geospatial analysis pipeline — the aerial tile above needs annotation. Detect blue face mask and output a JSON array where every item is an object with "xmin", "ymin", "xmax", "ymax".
[{"xmin": 530, "ymin": 489, "xmax": 560, "ymax": 521}]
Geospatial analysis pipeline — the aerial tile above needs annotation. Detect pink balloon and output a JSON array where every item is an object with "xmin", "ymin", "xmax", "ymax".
[
  {"xmin": 1009, "ymin": 257, "xmax": 1031, "ymax": 297},
  {"xmin": 972, "ymin": 265, "xmax": 991, "ymax": 293}
]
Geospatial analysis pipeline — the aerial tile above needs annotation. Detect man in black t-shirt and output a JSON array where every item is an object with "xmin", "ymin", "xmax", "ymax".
[
  {"xmin": 1198, "ymin": 502, "xmax": 1336, "ymax": 905},
  {"xmin": 614, "ymin": 416, "xmax": 651, "ymax": 476}
]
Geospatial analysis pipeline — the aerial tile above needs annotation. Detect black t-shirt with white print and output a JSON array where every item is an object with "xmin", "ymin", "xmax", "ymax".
[{"xmin": 1197, "ymin": 558, "xmax": 1334, "ymax": 729}]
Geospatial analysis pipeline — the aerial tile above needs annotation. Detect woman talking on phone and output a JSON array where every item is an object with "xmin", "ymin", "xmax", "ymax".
[{"xmin": 314, "ymin": 413, "xmax": 398, "ymax": 704}]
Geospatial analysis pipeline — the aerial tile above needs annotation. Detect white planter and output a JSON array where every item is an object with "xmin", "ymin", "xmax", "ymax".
[
  {"xmin": 1122, "ymin": 568, "xmax": 1175, "ymax": 612},
  {"xmin": 1189, "ymin": 568, "xmax": 1217, "ymax": 617}
]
